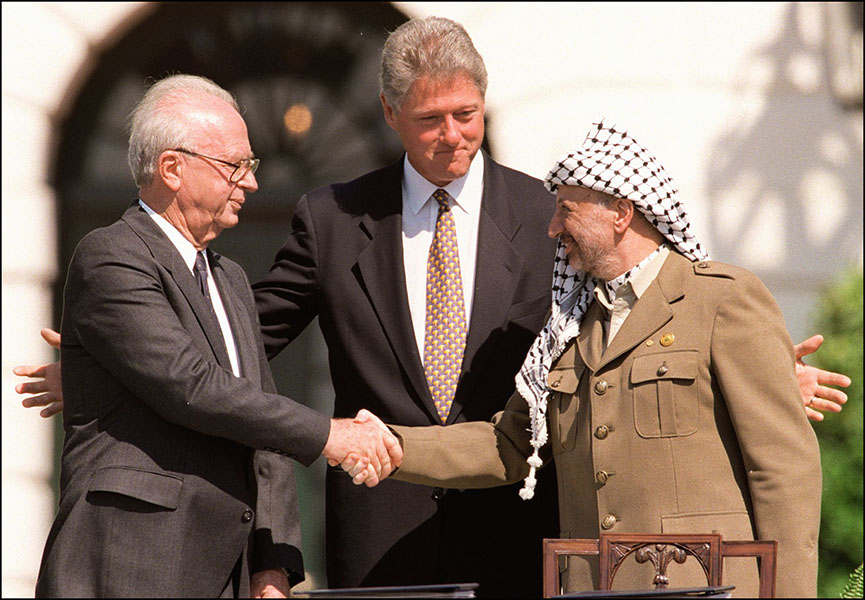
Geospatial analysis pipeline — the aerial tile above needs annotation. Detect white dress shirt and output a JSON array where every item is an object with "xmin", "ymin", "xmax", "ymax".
[
  {"xmin": 401, "ymin": 151, "xmax": 484, "ymax": 359},
  {"xmin": 139, "ymin": 199, "xmax": 241, "ymax": 377}
]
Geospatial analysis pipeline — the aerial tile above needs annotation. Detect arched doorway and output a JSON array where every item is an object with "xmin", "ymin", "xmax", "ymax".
[{"xmin": 50, "ymin": 2, "xmax": 414, "ymax": 587}]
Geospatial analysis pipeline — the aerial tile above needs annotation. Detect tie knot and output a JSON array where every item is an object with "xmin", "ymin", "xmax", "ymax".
[{"xmin": 432, "ymin": 189, "xmax": 451, "ymax": 211}]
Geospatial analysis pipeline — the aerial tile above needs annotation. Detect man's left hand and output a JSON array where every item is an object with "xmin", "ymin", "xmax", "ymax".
[{"xmin": 794, "ymin": 334, "xmax": 851, "ymax": 422}]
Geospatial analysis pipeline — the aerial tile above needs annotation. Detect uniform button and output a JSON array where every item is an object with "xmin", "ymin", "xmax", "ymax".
[
  {"xmin": 550, "ymin": 379, "xmax": 560, "ymax": 388},
  {"xmin": 594, "ymin": 381, "xmax": 608, "ymax": 395},
  {"xmin": 596, "ymin": 470, "xmax": 609, "ymax": 484},
  {"xmin": 241, "ymin": 509, "xmax": 254, "ymax": 523},
  {"xmin": 657, "ymin": 364, "xmax": 669, "ymax": 376},
  {"xmin": 601, "ymin": 514, "xmax": 617, "ymax": 530},
  {"xmin": 697, "ymin": 262, "xmax": 709, "ymax": 269},
  {"xmin": 432, "ymin": 487, "xmax": 445, "ymax": 501},
  {"xmin": 594, "ymin": 425, "xmax": 609, "ymax": 440}
]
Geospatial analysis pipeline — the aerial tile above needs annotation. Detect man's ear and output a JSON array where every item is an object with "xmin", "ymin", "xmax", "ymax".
[
  {"xmin": 380, "ymin": 93, "xmax": 398, "ymax": 132},
  {"xmin": 612, "ymin": 198, "xmax": 635, "ymax": 234},
  {"xmin": 159, "ymin": 150, "xmax": 183, "ymax": 192}
]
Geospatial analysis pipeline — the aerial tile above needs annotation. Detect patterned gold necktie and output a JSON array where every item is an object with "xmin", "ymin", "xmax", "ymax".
[{"xmin": 423, "ymin": 189, "xmax": 467, "ymax": 424}]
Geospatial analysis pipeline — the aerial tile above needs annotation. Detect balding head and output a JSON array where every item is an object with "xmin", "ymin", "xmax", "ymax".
[{"xmin": 127, "ymin": 75, "xmax": 241, "ymax": 188}]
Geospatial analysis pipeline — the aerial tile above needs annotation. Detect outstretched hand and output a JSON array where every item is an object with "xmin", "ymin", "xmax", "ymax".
[
  {"xmin": 13, "ymin": 328, "xmax": 63, "ymax": 418},
  {"xmin": 322, "ymin": 409, "xmax": 402, "ymax": 487},
  {"xmin": 794, "ymin": 334, "xmax": 850, "ymax": 422}
]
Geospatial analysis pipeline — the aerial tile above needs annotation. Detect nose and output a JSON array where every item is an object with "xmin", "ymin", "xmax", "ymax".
[
  {"xmin": 440, "ymin": 115, "xmax": 461, "ymax": 146},
  {"xmin": 548, "ymin": 209, "xmax": 563, "ymax": 239},
  {"xmin": 238, "ymin": 169, "xmax": 259, "ymax": 193}
]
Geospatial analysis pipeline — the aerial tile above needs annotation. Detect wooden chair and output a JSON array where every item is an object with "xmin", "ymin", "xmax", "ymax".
[{"xmin": 543, "ymin": 533, "xmax": 777, "ymax": 598}]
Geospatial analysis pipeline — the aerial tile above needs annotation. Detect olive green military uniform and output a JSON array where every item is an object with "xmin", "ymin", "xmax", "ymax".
[{"xmin": 393, "ymin": 251, "xmax": 821, "ymax": 597}]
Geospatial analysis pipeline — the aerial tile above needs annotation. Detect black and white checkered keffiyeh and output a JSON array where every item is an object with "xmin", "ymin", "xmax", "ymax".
[{"xmin": 516, "ymin": 119, "xmax": 709, "ymax": 500}]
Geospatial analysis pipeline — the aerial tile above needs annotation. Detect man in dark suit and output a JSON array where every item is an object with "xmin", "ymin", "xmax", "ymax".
[
  {"xmin": 34, "ymin": 74, "xmax": 400, "ymax": 598},
  {"xmin": 250, "ymin": 16, "xmax": 558, "ymax": 598}
]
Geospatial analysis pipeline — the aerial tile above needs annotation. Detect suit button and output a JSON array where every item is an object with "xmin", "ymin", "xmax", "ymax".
[
  {"xmin": 241, "ymin": 509, "xmax": 253, "ymax": 523},
  {"xmin": 594, "ymin": 381, "xmax": 608, "ymax": 395},
  {"xmin": 594, "ymin": 425, "xmax": 609, "ymax": 440},
  {"xmin": 601, "ymin": 514, "xmax": 617, "ymax": 530},
  {"xmin": 657, "ymin": 364, "xmax": 669, "ymax": 376},
  {"xmin": 432, "ymin": 487, "xmax": 445, "ymax": 501},
  {"xmin": 596, "ymin": 471, "xmax": 609, "ymax": 484}
]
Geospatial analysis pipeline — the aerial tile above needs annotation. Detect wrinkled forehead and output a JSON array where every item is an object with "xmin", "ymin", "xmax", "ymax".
[{"xmin": 556, "ymin": 185, "xmax": 611, "ymax": 205}]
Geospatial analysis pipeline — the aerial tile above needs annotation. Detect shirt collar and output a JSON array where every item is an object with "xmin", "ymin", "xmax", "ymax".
[
  {"xmin": 138, "ymin": 199, "xmax": 202, "ymax": 273},
  {"xmin": 403, "ymin": 150, "xmax": 484, "ymax": 216},
  {"xmin": 596, "ymin": 244, "xmax": 670, "ymax": 306}
]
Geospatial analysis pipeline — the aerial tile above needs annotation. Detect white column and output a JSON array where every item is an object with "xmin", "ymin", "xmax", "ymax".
[{"xmin": 1, "ymin": 3, "xmax": 146, "ymax": 595}]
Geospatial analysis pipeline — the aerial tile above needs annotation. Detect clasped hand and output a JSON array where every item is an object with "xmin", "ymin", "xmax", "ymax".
[{"xmin": 322, "ymin": 409, "xmax": 402, "ymax": 487}]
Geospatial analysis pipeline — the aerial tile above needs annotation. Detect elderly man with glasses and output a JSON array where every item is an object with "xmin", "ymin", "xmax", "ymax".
[{"xmin": 27, "ymin": 74, "xmax": 401, "ymax": 599}]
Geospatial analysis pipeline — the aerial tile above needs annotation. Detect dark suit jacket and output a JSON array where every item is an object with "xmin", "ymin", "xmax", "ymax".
[
  {"xmin": 36, "ymin": 202, "xmax": 331, "ymax": 597},
  {"xmin": 253, "ymin": 153, "xmax": 560, "ymax": 597}
]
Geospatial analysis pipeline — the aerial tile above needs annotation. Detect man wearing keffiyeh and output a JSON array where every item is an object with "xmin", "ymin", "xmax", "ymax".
[{"xmin": 379, "ymin": 119, "xmax": 822, "ymax": 596}]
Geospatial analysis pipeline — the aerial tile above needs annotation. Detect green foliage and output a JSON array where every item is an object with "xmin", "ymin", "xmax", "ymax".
[
  {"xmin": 811, "ymin": 268, "xmax": 863, "ymax": 597},
  {"xmin": 841, "ymin": 563, "xmax": 863, "ymax": 598}
]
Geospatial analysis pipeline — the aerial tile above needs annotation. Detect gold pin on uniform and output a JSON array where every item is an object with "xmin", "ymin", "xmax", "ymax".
[{"xmin": 660, "ymin": 333, "xmax": 675, "ymax": 347}]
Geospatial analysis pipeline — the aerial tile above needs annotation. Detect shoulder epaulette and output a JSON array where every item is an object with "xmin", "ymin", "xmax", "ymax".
[{"xmin": 692, "ymin": 260, "xmax": 737, "ymax": 280}]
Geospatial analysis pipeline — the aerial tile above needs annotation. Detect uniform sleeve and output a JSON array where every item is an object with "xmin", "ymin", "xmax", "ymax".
[
  {"xmin": 710, "ymin": 270, "xmax": 822, "ymax": 597},
  {"xmin": 391, "ymin": 389, "xmax": 549, "ymax": 488}
]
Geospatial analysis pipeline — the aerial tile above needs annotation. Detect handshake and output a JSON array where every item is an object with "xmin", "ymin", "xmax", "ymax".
[{"xmin": 322, "ymin": 409, "xmax": 401, "ymax": 487}]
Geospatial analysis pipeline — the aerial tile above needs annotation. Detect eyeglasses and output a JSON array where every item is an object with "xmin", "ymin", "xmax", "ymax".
[{"xmin": 172, "ymin": 148, "xmax": 260, "ymax": 183}]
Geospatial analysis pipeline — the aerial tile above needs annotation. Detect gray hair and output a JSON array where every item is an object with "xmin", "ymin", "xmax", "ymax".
[
  {"xmin": 379, "ymin": 16, "xmax": 488, "ymax": 111},
  {"xmin": 127, "ymin": 74, "xmax": 240, "ymax": 187}
]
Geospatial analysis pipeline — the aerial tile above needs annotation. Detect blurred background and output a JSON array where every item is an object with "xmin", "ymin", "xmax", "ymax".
[{"xmin": 2, "ymin": 2, "xmax": 861, "ymax": 596}]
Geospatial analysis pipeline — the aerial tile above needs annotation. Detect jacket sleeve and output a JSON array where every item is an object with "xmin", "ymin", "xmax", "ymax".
[
  {"xmin": 250, "ymin": 451, "xmax": 305, "ymax": 586},
  {"xmin": 253, "ymin": 194, "xmax": 321, "ymax": 361},
  {"xmin": 710, "ymin": 268, "xmax": 822, "ymax": 597},
  {"xmin": 248, "ymin": 279, "xmax": 306, "ymax": 585},
  {"xmin": 391, "ymin": 389, "xmax": 549, "ymax": 488}
]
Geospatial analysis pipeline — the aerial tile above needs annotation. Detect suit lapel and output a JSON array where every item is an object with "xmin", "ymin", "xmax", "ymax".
[
  {"xmin": 209, "ymin": 252, "xmax": 260, "ymax": 385},
  {"xmin": 595, "ymin": 252, "xmax": 689, "ymax": 371},
  {"xmin": 352, "ymin": 161, "xmax": 436, "ymax": 418},
  {"xmin": 122, "ymin": 202, "xmax": 233, "ymax": 371},
  {"xmin": 447, "ymin": 153, "xmax": 526, "ymax": 423},
  {"xmin": 576, "ymin": 300, "xmax": 607, "ymax": 372}
]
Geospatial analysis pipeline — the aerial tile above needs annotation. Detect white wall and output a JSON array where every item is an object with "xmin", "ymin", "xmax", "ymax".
[{"xmin": 399, "ymin": 1, "xmax": 863, "ymax": 342}]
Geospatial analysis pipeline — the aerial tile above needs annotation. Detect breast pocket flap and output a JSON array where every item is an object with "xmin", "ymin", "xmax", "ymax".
[
  {"xmin": 547, "ymin": 364, "xmax": 584, "ymax": 394},
  {"xmin": 631, "ymin": 350, "xmax": 698, "ymax": 384},
  {"xmin": 89, "ymin": 466, "xmax": 183, "ymax": 510}
]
